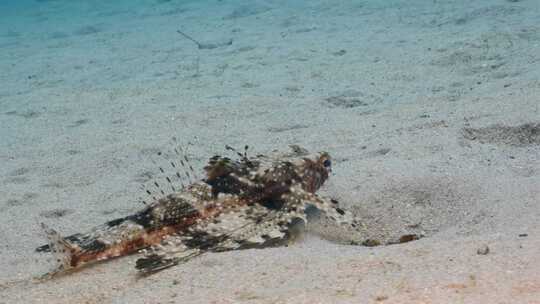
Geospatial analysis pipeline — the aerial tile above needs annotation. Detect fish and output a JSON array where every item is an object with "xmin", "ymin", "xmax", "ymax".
[{"xmin": 37, "ymin": 145, "xmax": 360, "ymax": 277}]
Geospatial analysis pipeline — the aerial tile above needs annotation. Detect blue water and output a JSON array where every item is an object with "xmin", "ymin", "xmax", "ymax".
[
  {"xmin": 1, "ymin": 0, "xmax": 206, "ymax": 93},
  {"xmin": 1, "ymin": 0, "xmax": 539, "ymax": 106}
]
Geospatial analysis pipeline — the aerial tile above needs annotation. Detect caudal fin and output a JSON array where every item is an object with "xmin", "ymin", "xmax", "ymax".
[{"xmin": 40, "ymin": 223, "xmax": 79, "ymax": 275}]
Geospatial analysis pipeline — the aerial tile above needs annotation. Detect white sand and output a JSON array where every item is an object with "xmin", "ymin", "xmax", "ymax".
[{"xmin": 1, "ymin": 0, "xmax": 539, "ymax": 303}]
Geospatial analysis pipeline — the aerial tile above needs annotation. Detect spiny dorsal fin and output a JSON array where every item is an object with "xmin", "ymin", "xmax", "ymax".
[
  {"xmin": 172, "ymin": 136, "xmax": 200, "ymax": 183},
  {"xmin": 225, "ymin": 144, "xmax": 250, "ymax": 161},
  {"xmin": 204, "ymin": 144, "xmax": 254, "ymax": 181},
  {"xmin": 138, "ymin": 139, "xmax": 200, "ymax": 205},
  {"xmin": 203, "ymin": 155, "xmax": 234, "ymax": 180}
]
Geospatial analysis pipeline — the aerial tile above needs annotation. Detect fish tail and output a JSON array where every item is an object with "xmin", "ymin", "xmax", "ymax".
[{"xmin": 40, "ymin": 223, "xmax": 80, "ymax": 274}]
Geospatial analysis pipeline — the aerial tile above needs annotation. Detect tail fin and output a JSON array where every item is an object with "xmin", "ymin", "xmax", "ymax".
[
  {"xmin": 35, "ymin": 233, "xmax": 84, "ymax": 252},
  {"xmin": 40, "ymin": 223, "xmax": 78, "ymax": 275}
]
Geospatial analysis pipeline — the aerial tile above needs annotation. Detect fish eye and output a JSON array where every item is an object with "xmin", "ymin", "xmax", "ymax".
[{"xmin": 323, "ymin": 159, "xmax": 331, "ymax": 168}]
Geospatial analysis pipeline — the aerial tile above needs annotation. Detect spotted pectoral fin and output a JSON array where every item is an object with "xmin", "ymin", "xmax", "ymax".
[
  {"xmin": 290, "ymin": 191, "xmax": 384, "ymax": 246},
  {"xmin": 135, "ymin": 234, "xmax": 202, "ymax": 275},
  {"xmin": 290, "ymin": 189, "xmax": 362, "ymax": 228},
  {"xmin": 195, "ymin": 204, "xmax": 305, "ymax": 251},
  {"xmin": 232, "ymin": 216, "xmax": 306, "ymax": 249},
  {"xmin": 135, "ymin": 205, "xmax": 303, "ymax": 275},
  {"xmin": 135, "ymin": 232, "xmax": 235, "ymax": 275},
  {"xmin": 322, "ymin": 198, "xmax": 358, "ymax": 226},
  {"xmin": 134, "ymin": 207, "xmax": 260, "ymax": 275}
]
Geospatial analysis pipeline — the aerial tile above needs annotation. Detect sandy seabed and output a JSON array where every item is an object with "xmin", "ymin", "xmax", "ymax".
[{"xmin": 1, "ymin": 0, "xmax": 539, "ymax": 303}]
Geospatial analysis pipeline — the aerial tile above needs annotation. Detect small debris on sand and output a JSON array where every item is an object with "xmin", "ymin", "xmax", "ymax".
[{"xmin": 477, "ymin": 244, "xmax": 490, "ymax": 255}]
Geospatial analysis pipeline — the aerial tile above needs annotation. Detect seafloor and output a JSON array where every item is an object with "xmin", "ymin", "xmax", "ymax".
[{"xmin": 1, "ymin": 0, "xmax": 539, "ymax": 303}]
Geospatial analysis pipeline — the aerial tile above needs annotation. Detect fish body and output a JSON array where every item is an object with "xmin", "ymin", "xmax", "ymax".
[{"xmin": 38, "ymin": 146, "xmax": 356, "ymax": 276}]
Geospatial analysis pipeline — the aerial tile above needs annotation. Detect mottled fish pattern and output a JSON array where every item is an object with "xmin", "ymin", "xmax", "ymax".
[{"xmin": 37, "ymin": 145, "xmax": 361, "ymax": 277}]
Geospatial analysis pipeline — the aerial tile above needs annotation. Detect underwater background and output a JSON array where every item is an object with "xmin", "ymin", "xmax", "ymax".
[{"xmin": 1, "ymin": 0, "xmax": 539, "ymax": 303}]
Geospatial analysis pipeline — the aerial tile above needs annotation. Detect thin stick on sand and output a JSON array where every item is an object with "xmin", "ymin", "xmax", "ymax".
[
  {"xmin": 177, "ymin": 30, "xmax": 202, "ymax": 49},
  {"xmin": 176, "ymin": 29, "xmax": 233, "ymax": 50}
]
